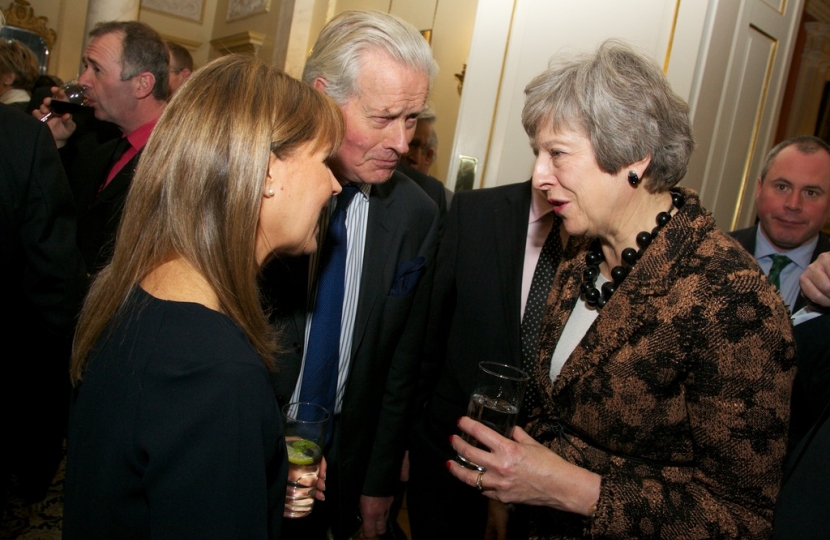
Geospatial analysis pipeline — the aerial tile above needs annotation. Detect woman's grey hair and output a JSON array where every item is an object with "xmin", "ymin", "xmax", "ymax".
[
  {"xmin": 302, "ymin": 10, "xmax": 438, "ymax": 105},
  {"xmin": 522, "ymin": 39, "xmax": 694, "ymax": 191}
]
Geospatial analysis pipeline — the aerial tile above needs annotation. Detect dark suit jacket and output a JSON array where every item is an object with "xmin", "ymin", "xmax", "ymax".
[
  {"xmin": 0, "ymin": 103, "xmax": 84, "ymax": 498},
  {"xmin": 396, "ymin": 161, "xmax": 448, "ymax": 220},
  {"xmin": 62, "ymin": 136, "xmax": 143, "ymax": 274},
  {"xmin": 407, "ymin": 181, "xmax": 539, "ymax": 539},
  {"xmin": 787, "ymin": 313, "xmax": 830, "ymax": 454},
  {"xmin": 262, "ymin": 170, "xmax": 440, "ymax": 534},
  {"xmin": 774, "ymin": 314, "xmax": 830, "ymax": 539},
  {"xmin": 730, "ymin": 225, "xmax": 830, "ymax": 311},
  {"xmin": 413, "ymin": 181, "xmax": 534, "ymax": 455},
  {"xmin": 0, "ymin": 104, "xmax": 83, "ymax": 335}
]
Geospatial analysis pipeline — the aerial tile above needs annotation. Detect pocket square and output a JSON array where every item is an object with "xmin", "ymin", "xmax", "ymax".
[{"xmin": 390, "ymin": 256, "xmax": 425, "ymax": 297}]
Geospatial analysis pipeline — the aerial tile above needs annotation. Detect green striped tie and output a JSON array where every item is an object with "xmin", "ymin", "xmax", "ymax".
[{"xmin": 767, "ymin": 254, "xmax": 792, "ymax": 290}]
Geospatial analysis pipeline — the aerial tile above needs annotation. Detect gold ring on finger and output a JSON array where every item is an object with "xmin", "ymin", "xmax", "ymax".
[{"xmin": 475, "ymin": 470, "xmax": 485, "ymax": 491}]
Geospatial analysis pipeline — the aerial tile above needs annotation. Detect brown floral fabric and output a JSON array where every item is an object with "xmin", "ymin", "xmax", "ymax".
[{"xmin": 521, "ymin": 188, "xmax": 796, "ymax": 539}]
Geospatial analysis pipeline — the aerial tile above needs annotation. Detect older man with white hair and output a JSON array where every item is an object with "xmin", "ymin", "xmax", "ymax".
[{"xmin": 262, "ymin": 10, "xmax": 440, "ymax": 540}]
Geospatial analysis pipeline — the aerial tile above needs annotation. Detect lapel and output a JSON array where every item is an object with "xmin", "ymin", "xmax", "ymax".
[
  {"xmin": 782, "ymin": 399, "xmax": 830, "ymax": 484},
  {"xmin": 810, "ymin": 232, "xmax": 830, "ymax": 263},
  {"xmin": 74, "ymin": 139, "xmax": 142, "ymax": 216},
  {"xmin": 73, "ymin": 138, "xmax": 119, "ymax": 212},
  {"xmin": 351, "ymin": 179, "xmax": 398, "ymax": 356},
  {"xmin": 539, "ymin": 188, "xmax": 708, "ymax": 400},
  {"xmin": 792, "ymin": 232, "xmax": 829, "ymax": 312},
  {"xmin": 90, "ymin": 150, "xmax": 142, "ymax": 210},
  {"xmin": 744, "ymin": 225, "xmax": 758, "ymax": 254},
  {"xmin": 493, "ymin": 181, "xmax": 533, "ymax": 368}
]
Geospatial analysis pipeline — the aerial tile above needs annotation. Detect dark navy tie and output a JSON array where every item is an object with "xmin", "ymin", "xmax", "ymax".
[{"xmin": 299, "ymin": 185, "xmax": 359, "ymax": 424}]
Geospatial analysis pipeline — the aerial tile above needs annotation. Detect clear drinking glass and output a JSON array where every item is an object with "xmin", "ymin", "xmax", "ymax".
[
  {"xmin": 282, "ymin": 402, "xmax": 329, "ymax": 518},
  {"xmin": 456, "ymin": 362, "xmax": 529, "ymax": 471},
  {"xmin": 40, "ymin": 80, "xmax": 90, "ymax": 122}
]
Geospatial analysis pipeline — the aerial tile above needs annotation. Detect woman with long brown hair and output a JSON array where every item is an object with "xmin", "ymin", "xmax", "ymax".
[{"xmin": 63, "ymin": 54, "xmax": 344, "ymax": 540}]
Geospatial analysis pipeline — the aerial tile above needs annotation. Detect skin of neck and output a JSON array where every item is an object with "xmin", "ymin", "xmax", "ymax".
[
  {"xmin": 119, "ymin": 98, "xmax": 166, "ymax": 135},
  {"xmin": 140, "ymin": 256, "xmax": 220, "ymax": 311},
  {"xmin": 599, "ymin": 187, "xmax": 674, "ymax": 273}
]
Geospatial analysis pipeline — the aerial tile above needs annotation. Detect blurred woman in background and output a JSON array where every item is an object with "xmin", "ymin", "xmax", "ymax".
[{"xmin": 0, "ymin": 39, "xmax": 39, "ymax": 110}]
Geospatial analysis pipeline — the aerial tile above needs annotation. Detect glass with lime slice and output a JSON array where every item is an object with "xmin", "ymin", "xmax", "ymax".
[{"xmin": 282, "ymin": 402, "xmax": 329, "ymax": 518}]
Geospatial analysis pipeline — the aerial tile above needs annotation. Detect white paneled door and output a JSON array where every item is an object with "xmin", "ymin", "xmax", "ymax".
[{"xmin": 448, "ymin": 0, "xmax": 803, "ymax": 231}]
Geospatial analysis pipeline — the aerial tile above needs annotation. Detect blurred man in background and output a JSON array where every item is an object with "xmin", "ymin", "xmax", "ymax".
[{"xmin": 166, "ymin": 41, "xmax": 193, "ymax": 95}]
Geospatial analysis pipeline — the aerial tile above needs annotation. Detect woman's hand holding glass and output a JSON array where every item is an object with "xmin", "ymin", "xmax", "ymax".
[{"xmin": 448, "ymin": 416, "xmax": 601, "ymax": 516}]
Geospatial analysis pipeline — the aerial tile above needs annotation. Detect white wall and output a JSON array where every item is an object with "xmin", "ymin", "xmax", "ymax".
[
  {"xmin": 447, "ymin": 0, "xmax": 803, "ymax": 231},
  {"xmin": 26, "ymin": 0, "xmax": 88, "ymax": 81},
  {"xmin": 681, "ymin": 0, "xmax": 804, "ymax": 229},
  {"xmin": 326, "ymin": 0, "xmax": 479, "ymax": 183},
  {"xmin": 24, "ymin": 0, "xmax": 219, "ymax": 80},
  {"xmin": 449, "ymin": 0, "xmax": 689, "ymax": 191}
]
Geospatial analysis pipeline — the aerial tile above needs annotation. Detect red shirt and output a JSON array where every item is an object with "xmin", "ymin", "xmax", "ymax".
[{"xmin": 103, "ymin": 117, "xmax": 159, "ymax": 189}]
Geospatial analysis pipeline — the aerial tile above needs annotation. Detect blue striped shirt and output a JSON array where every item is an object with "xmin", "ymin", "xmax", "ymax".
[
  {"xmin": 290, "ymin": 183, "xmax": 371, "ymax": 414},
  {"xmin": 754, "ymin": 226, "xmax": 818, "ymax": 312}
]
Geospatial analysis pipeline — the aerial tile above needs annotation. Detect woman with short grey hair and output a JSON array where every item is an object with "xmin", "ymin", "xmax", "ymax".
[{"xmin": 448, "ymin": 40, "xmax": 795, "ymax": 539}]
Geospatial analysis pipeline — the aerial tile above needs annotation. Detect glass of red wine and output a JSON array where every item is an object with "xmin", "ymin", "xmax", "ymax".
[{"xmin": 40, "ymin": 80, "xmax": 90, "ymax": 122}]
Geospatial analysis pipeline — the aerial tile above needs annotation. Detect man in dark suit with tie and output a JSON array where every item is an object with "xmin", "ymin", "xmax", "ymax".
[
  {"xmin": 261, "ymin": 11, "xmax": 440, "ymax": 540},
  {"xmin": 38, "ymin": 21, "xmax": 168, "ymax": 274},
  {"xmin": 730, "ymin": 136, "xmax": 830, "ymax": 312},
  {"xmin": 0, "ymin": 103, "xmax": 84, "ymax": 512},
  {"xmin": 773, "ymin": 252, "xmax": 830, "ymax": 539},
  {"xmin": 407, "ymin": 179, "xmax": 564, "ymax": 539}
]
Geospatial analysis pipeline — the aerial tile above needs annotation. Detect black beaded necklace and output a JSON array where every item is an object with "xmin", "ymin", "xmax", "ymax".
[{"xmin": 581, "ymin": 190, "xmax": 684, "ymax": 309}]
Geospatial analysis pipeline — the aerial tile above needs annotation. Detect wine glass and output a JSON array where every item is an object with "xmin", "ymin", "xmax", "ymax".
[{"xmin": 39, "ymin": 80, "xmax": 90, "ymax": 122}]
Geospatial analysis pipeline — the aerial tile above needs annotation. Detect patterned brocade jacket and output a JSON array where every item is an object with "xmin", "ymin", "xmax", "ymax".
[{"xmin": 522, "ymin": 188, "xmax": 796, "ymax": 539}]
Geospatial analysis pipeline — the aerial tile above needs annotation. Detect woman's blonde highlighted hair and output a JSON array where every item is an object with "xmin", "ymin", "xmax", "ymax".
[{"xmin": 71, "ymin": 54, "xmax": 344, "ymax": 383}]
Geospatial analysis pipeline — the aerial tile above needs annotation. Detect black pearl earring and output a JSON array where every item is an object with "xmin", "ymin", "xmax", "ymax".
[{"xmin": 628, "ymin": 171, "xmax": 640, "ymax": 187}]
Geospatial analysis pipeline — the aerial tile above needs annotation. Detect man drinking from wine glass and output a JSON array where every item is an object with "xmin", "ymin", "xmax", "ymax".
[{"xmin": 36, "ymin": 21, "xmax": 168, "ymax": 276}]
